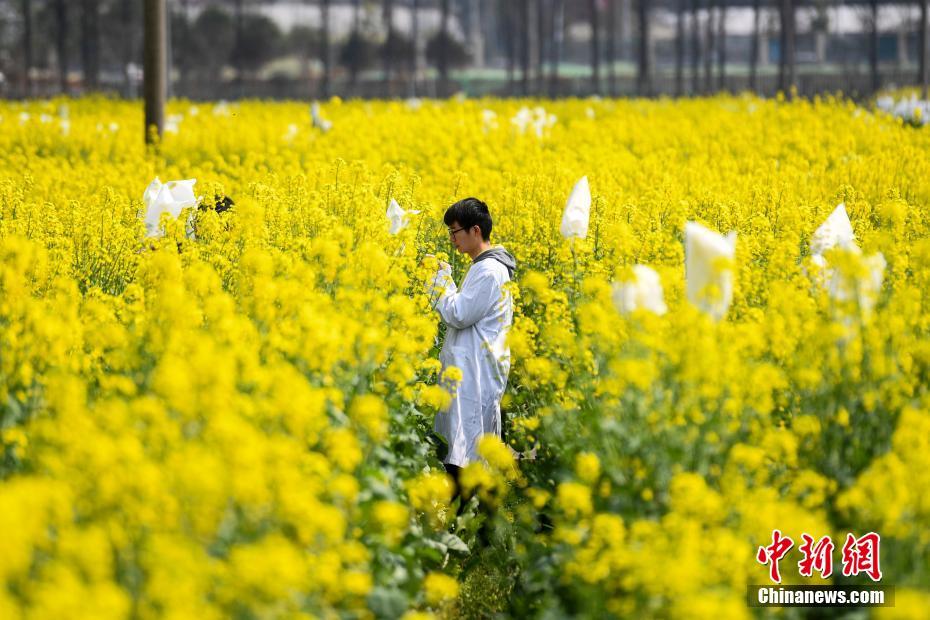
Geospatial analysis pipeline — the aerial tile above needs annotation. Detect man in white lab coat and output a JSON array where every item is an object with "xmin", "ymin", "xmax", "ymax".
[{"xmin": 426, "ymin": 198, "xmax": 516, "ymax": 495}]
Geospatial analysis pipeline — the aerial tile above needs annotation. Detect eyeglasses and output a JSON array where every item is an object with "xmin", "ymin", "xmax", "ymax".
[{"xmin": 447, "ymin": 226, "xmax": 469, "ymax": 238}]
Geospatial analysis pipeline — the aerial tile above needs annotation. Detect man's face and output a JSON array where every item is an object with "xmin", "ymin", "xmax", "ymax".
[{"xmin": 447, "ymin": 221, "xmax": 481, "ymax": 254}]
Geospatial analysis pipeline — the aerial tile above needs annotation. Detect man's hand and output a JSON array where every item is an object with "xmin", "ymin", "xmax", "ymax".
[
  {"xmin": 420, "ymin": 253, "xmax": 450, "ymax": 273},
  {"xmin": 424, "ymin": 255, "xmax": 453, "ymax": 302}
]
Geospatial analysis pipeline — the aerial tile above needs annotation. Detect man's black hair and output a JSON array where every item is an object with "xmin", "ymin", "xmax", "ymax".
[{"xmin": 443, "ymin": 197, "xmax": 492, "ymax": 241}]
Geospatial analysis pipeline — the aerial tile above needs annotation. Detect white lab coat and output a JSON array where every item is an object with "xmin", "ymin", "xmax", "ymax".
[{"xmin": 428, "ymin": 257, "xmax": 513, "ymax": 467}]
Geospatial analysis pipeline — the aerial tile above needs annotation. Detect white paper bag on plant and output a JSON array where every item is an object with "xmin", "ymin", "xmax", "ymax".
[
  {"xmin": 684, "ymin": 221, "xmax": 737, "ymax": 321},
  {"xmin": 311, "ymin": 102, "xmax": 333, "ymax": 132},
  {"xmin": 560, "ymin": 176, "xmax": 591, "ymax": 240},
  {"xmin": 386, "ymin": 198, "xmax": 421, "ymax": 235},
  {"xmin": 143, "ymin": 177, "xmax": 201, "ymax": 239},
  {"xmin": 810, "ymin": 203, "xmax": 856, "ymax": 256},
  {"xmin": 807, "ymin": 203, "xmax": 885, "ymax": 315},
  {"xmin": 806, "ymin": 202, "xmax": 857, "ymax": 291}
]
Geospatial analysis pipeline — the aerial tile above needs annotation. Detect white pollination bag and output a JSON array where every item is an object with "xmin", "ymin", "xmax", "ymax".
[
  {"xmin": 386, "ymin": 198, "xmax": 421, "ymax": 235},
  {"xmin": 684, "ymin": 221, "xmax": 737, "ymax": 321},
  {"xmin": 143, "ymin": 177, "xmax": 201, "ymax": 239},
  {"xmin": 560, "ymin": 176, "xmax": 591, "ymax": 240},
  {"xmin": 808, "ymin": 203, "xmax": 885, "ymax": 316}
]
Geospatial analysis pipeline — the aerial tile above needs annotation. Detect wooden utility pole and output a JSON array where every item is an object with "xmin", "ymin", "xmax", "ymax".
[
  {"xmin": 608, "ymin": 0, "xmax": 618, "ymax": 96},
  {"xmin": 786, "ymin": 0, "xmax": 795, "ymax": 95},
  {"xmin": 122, "ymin": 0, "xmax": 134, "ymax": 98},
  {"xmin": 778, "ymin": 0, "xmax": 786, "ymax": 93},
  {"xmin": 411, "ymin": 0, "xmax": 420, "ymax": 97},
  {"xmin": 704, "ymin": 0, "xmax": 714, "ymax": 92},
  {"xmin": 349, "ymin": 0, "xmax": 361, "ymax": 94},
  {"xmin": 716, "ymin": 2, "xmax": 726, "ymax": 91},
  {"xmin": 55, "ymin": 0, "xmax": 68, "ymax": 94},
  {"xmin": 537, "ymin": 0, "xmax": 547, "ymax": 95},
  {"xmin": 749, "ymin": 0, "xmax": 760, "ymax": 92},
  {"xmin": 869, "ymin": 0, "xmax": 879, "ymax": 93},
  {"xmin": 922, "ymin": 0, "xmax": 929, "ymax": 99},
  {"xmin": 636, "ymin": 0, "xmax": 650, "ymax": 96},
  {"xmin": 549, "ymin": 0, "xmax": 564, "ymax": 96},
  {"xmin": 691, "ymin": 0, "xmax": 701, "ymax": 94},
  {"xmin": 233, "ymin": 0, "xmax": 244, "ymax": 97},
  {"xmin": 82, "ymin": 0, "xmax": 100, "ymax": 91},
  {"xmin": 21, "ymin": 0, "xmax": 33, "ymax": 97},
  {"xmin": 382, "ymin": 0, "xmax": 393, "ymax": 97},
  {"xmin": 471, "ymin": 0, "xmax": 486, "ymax": 70},
  {"xmin": 588, "ymin": 0, "xmax": 601, "ymax": 95},
  {"xmin": 778, "ymin": 0, "xmax": 795, "ymax": 96},
  {"xmin": 144, "ymin": 0, "xmax": 165, "ymax": 144},
  {"xmin": 440, "ymin": 0, "xmax": 450, "ymax": 95},
  {"xmin": 675, "ymin": 0, "xmax": 685, "ymax": 97},
  {"xmin": 521, "ymin": 0, "xmax": 530, "ymax": 95},
  {"xmin": 322, "ymin": 0, "xmax": 332, "ymax": 98},
  {"xmin": 505, "ymin": 0, "xmax": 515, "ymax": 95}
]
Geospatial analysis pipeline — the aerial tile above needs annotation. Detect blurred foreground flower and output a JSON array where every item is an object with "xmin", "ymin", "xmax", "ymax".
[{"xmin": 611, "ymin": 264, "xmax": 667, "ymax": 315}]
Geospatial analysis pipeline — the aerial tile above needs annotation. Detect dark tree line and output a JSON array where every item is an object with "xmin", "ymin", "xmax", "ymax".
[
  {"xmin": 9, "ymin": 0, "xmax": 471, "ymax": 98},
  {"xmin": 7, "ymin": 0, "xmax": 930, "ymax": 99}
]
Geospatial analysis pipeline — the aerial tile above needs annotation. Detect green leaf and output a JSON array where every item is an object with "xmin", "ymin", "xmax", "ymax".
[
  {"xmin": 438, "ymin": 531, "xmax": 469, "ymax": 553},
  {"xmin": 417, "ymin": 546, "xmax": 445, "ymax": 565},
  {"xmin": 422, "ymin": 538, "xmax": 448, "ymax": 554},
  {"xmin": 367, "ymin": 587, "xmax": 408, "ymax": 619}
]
